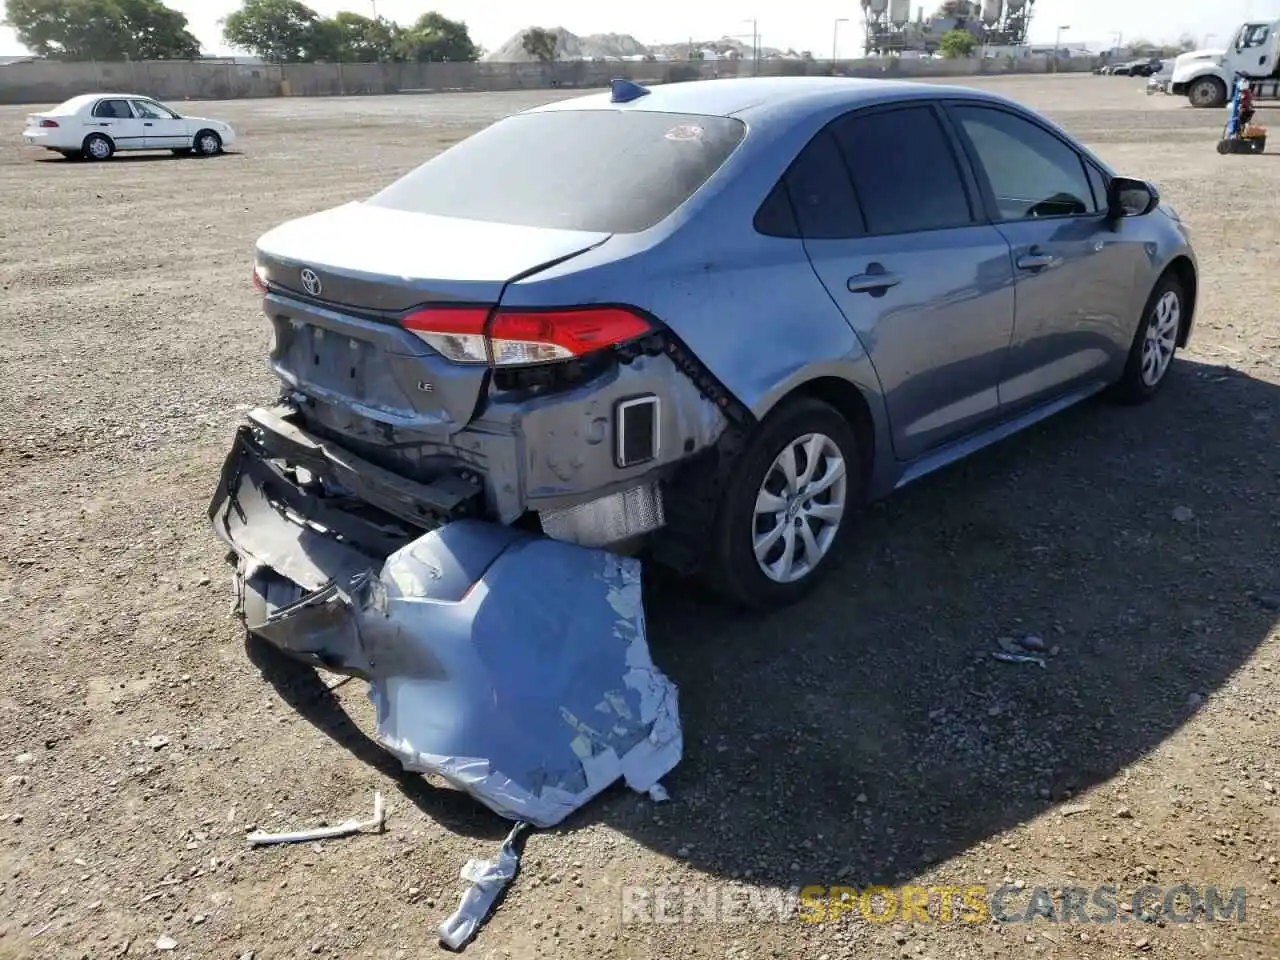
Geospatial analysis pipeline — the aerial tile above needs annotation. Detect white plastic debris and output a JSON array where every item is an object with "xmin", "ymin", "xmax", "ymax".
[
  {"xmin": 246, "ymin": 791, "xmax": 385, "ymax": 847},
  {"xmin": 992, "ymin": 652, "xmax": 1047, "ymax": 668},
  {"xmin": 438, "ymin": 821, "xmax": 531, "ymax": 951}
]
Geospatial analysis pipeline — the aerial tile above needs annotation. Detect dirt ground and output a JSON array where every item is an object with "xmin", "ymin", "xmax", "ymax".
[{"xmin": 0, "ymin": 73, "xmax": 1278, "ymax": 960}]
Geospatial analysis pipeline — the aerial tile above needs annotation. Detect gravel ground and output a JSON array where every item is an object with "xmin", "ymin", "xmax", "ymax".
[{"xmin": 0, "ymin": 74, "xmax": 1278, "ymax": 960}]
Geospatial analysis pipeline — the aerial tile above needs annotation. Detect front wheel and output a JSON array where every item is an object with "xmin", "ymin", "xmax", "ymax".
[
  {"xmin": 1106, "ymin": 273, "xmax": 1185, "ymax": 405},
  {"xmin": 704, "ymin": 396, "xmax": 862, "ymax": 610},
  {"xmin": 1188, "ymin": 76, "xmax": 1227, "ymax": 108},
  {"xmin": 193, "ymin": 130, "xmax": 222, "ymax": 156}
]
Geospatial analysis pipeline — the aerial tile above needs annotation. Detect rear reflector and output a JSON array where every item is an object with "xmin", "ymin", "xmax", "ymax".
[{"xmin": 402, "ymin": 306, "xmax": 652, "ymax": 366}]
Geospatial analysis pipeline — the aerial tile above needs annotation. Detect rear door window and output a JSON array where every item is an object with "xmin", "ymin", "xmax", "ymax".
[
  {"xmin": 831, "ymin": 105, "xmax": 975, "ymax": 236},
  {"xmin": 368, "ymin": 110, "xmax": 746, "ymax": 234},
  {"xmin": 779, "ymin": 129, "xmax": 864, "ymax": 239},
  {"xmin": 949, "ymin": 104, "xmax": 1097, "ymax": 220},
  {"xmin": 93, "ymin": 99, "xmax": 133, "ymax": 120}
]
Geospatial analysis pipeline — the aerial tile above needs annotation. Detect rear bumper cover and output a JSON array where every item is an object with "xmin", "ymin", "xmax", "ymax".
[{"xmin": 209, "ymin": 428, "xmax": 682, "ymax": 828}]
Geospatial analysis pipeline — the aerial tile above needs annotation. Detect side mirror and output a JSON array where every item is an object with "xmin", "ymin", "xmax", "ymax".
[{"xmin": 1107, "ymin": 176, "xmax": 1160, "ymax": 219}]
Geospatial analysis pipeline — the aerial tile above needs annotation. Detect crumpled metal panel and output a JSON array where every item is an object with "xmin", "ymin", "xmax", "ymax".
[
  {"xmin": 219, "ymin": 459, "xmax": 683, "ymax": 827},
  {"xmin": 358, "ymin": 526, "xmax": 681, "ymax": 826}
]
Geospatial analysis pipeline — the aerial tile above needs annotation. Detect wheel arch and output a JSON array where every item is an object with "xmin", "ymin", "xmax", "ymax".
[
  {"xmin": 1162, "ymin": 255, "xmax": 1198, "ymax": 346},
  {"xmin": 764, "ymin": 374, "xmax": 882, "ymax": 495},
  {"xmin": 82, "ymin": 131, "xmax": 115, "ymax": 152},
  {"xmin": 193, "ymin": 128, "xmax": 223, "ymax": 152}
]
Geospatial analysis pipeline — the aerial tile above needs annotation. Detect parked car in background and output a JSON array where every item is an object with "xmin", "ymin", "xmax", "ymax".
[
  {"xmin": 1147, "ymin": 59, "xmax": 1175, "ymax": 94},
  {"xmin": 1130, "ymin": 57, "xmax": 1166, "ymax": 77},
  {"xmin": 21, "ymin": 93, "xmax": 236, "ymax": 161},
  {"xmin": 227, "ymin": 77, "xmax": 1198, "ymax": 610}
]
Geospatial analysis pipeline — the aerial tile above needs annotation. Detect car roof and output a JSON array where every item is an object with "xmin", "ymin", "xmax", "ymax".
[
  {"xmin": 526, "ymin": 76, "xmax": 1014, "ymax": 122},
  {"xmin": 45, "ymin": 93, "xmax": 154, "ymax": 113}
]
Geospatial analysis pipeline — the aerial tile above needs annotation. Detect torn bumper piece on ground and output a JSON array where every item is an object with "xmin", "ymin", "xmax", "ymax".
[{"xmin": 209, "ymin": 431, "xmax": 683, "ymax": 829}]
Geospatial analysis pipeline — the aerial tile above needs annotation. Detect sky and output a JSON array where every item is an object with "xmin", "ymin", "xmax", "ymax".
[{"xmin": 2, "ymin": 0, "xmax": 1279, "ymax": 57}]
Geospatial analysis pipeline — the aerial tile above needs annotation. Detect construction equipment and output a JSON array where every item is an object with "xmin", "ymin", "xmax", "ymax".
[{"xmin": 1218, "ymin": 74, "xmax": 1267, "ymax": 154}]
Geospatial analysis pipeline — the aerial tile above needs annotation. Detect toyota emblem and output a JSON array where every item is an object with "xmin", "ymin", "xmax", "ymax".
[{"xmin": 299, "ymin": 268, "xmax": 322, "ymax": 297}]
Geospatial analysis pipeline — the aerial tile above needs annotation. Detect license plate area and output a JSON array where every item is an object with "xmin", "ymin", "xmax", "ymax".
[{"xmin": 281, "ymin": 319, "xmax": 385, "ymax": 404}]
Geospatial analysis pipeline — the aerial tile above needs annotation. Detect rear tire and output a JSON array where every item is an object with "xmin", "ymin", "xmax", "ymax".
[
  {"xmin": 1188, "ymin": 76, "xmax": 1227, "ymax": 108},
  {"xmin": 1106, "ymin": 273, "xmax": 1185, "ymax": 405},
  {"xmin": 703, "ymin": 396, "xmax": 863, "ymax": 610},
  {"xmin": 82, "ymin": 133, "xmax": 114, "ymax": 161}
]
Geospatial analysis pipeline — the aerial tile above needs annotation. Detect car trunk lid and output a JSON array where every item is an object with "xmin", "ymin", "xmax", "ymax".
[{"xmin": 255, "ymin": 203, "xmax": 610, "ymax": 441}]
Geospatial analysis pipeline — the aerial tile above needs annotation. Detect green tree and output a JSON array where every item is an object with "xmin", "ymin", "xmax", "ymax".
[
  {"xmin": 394, "ymin": 12, "xmax": 479, "ymax": 62},
  {"xmin": 319, "ymin": 11, "xmax": 398, "ymax": 61},
  {"xmin": 4, "ymin": 0, "xmax": 200, "ymax": 59},
  {"xmin": 120, "ymin": 0, "xmax": 199, "ymax": 57},
  {"xmin": 520, "ymin": 27, "xmax": 558, "ymax": 63},
  {"xmin": 222, "ymin": 0, "xmax": 327, "ymax": 62},
  {"xmin": 938, "ymin": 28, "xmax": 975, "ymax": 59}
]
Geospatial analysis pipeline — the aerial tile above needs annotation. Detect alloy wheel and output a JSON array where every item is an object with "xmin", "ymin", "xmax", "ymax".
[
  {"xmin": 752, "ymin": 433, "xmax": 848, "ymax": 584},
  {"xmin": 1141, "ymin": 290, "xmax": 1180, "ymax": 387}
]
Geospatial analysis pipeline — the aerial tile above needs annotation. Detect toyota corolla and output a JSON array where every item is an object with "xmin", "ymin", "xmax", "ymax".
[{"xmin": 214, "ymin": 76, "xmax": 1197, "ymax": 611}]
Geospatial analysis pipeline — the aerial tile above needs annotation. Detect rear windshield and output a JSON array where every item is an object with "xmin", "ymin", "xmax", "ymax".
[
  {"xmin": 367, "ymin": 109, "xmax": 746, "ymax": 234},
  {"xmin": 50, "ymin": 97, "xmax": 90, "ymax": 114}
]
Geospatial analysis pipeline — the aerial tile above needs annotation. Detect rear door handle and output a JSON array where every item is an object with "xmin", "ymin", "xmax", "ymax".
[
  {"xmin": 1016, "ymin": 250, "xmax": 1056, "ymax": 270},
  {"xmin": 847, "ymin": 263, "xmax": 901, "ymax": 295},
  {"xmin": 143, "ymin": 122, "xmax": 153, "ymax": 126}
]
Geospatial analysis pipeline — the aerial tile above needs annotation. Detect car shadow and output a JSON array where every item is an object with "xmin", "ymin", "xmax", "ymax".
[
  {"xmin": 36, "ymin": 151, "xmax": 241, "ymax": 164},
  {"xmin": 243, "ymin": 633, "xmax": 510, "ymax": 842},
  {"xmin": 584, "ymin": 356, "xmax": 1279, "ymax": 886},
  {"xmin": 247, "ymin": 357, "xmax": 1279, "ymax": 874}
]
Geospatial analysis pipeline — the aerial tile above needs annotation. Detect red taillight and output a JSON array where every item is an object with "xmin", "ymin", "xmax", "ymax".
[
  {"xmin": 402, "ymin": 306, "xmax": 652, "ymax": 366},
  {"xmin": 39, "ymin": 119, "xmax": 58, "ymax": 128}
]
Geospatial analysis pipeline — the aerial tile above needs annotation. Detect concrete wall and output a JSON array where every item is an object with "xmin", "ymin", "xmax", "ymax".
[{"xmin": 0, "ymin": 56, "xmax": 1098, "ymax": 106}]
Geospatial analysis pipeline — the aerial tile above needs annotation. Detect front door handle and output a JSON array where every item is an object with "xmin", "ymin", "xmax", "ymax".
[
  {"xmin": 1016, "ymin": 249, "xmax": 1056, "ymax": 270},
  {"xmin": 847, "ymin": 263, "xmax": 901, "ymax": 296},
  {"xmin": 143, "ymin": 122, "xmax": 153, "ymax": 126}
]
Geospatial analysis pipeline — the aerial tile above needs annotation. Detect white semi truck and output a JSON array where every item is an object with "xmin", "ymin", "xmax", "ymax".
[{"xmin": 1170, "ymin": 19, "xmax": 1280, "ymax": 107}]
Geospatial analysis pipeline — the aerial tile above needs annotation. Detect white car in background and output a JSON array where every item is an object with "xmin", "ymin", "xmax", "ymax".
[
  {"xmin": 1146, "ymin": 59, "xmax": 1176, "ymax": 95},
  {"xmin": 22, "ymin": 93, "xmax": 236, "ymax": 161}
]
